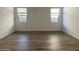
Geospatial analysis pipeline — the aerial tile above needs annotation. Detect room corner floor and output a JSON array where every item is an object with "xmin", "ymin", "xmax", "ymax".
[{"xmin": 0, "ymin": 31, "xmax": 79, "ymax": 51}]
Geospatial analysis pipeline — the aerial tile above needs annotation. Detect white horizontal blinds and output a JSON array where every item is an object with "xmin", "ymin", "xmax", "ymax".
[
  {"xmin": 51, "ymin": 8, "xmax": 60, "ymax": 14},
  {"xmin": 17, "ymin": 8, "xmax": 27, "ymax": 23},
  {"xmin": 17, "ymin": 8, "xmax": 27, "ymax": 12},
  {"xmin": 51, "ymin": 8, "xmax": 60, "ymax": 22}
]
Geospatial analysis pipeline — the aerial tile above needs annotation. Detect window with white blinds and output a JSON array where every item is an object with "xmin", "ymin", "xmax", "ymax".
[
  {"xmin": 50, "ymin": 8, "xmax": 60, "ymax": 23},
  {"xmin": 17, "ymin": 8, "xmax": 27, "ymax": 23}
]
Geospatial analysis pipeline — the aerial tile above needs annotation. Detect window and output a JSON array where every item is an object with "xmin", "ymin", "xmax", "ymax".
[
  {"xmin": 17, "ymin": 8, "xmax": 27, "ymax": 23},
  {"xmin": 50, "ymin": 8, "xmax": 60, "ymax": 23}
]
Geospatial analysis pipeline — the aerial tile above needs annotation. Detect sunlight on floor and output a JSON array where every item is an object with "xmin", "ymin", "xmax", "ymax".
[{"xmin": 48, "ymin": 35, "xmax": 61, "ymax": 50}]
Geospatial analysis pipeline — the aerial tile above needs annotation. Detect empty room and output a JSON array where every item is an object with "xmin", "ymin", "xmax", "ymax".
[{"xmin": 0, "ymin": 7, "xmax": 79, "ymax": 51}]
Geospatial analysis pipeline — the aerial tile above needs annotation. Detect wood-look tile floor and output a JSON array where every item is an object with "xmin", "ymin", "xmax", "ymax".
[{"xmin": 0, "ymin": 31, "xmax": 79, "ymax": 51}]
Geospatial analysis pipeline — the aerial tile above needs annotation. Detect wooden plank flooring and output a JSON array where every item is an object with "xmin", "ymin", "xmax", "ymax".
[{"xmin": 0, "ymin": 31, "xmax": 79, "ymax": 51}]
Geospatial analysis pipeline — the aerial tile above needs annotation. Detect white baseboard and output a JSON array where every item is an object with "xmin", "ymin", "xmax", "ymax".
[
  {"xmin": 0, "ymin": 30, "xmax": 15, "ymax": 39},
  {"xmin": 63, "ymin": 30, "xmax": 79, "ymax": 39}
]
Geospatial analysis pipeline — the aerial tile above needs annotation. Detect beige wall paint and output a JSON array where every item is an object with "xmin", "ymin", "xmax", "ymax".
[
  {"xmin": 0, "ymin": 7, "xmax": 14, "ymax": 39},
  {"xmin": 63, "ymin": 7, "xmax": 79, "ymax": 39},
  {"xmin": 15, "ymin": 7, "xmax": 63, "ymax": 31}
]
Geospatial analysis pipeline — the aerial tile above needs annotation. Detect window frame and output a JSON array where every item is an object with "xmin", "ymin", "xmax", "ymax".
[
  {"xmin": 16, "ymin": 7, "xmax": 27, "ymax": 23},
  {"xmin": 50, "ymin": 8, "xmax": 60, "ymax": 23}
]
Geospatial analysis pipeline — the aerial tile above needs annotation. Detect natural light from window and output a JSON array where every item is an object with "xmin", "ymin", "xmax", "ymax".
[
  {"xmin": 51, "ymin": 8, "xmax": 60, "ymax": 23},
  {"xmin": 17, "ymin": 8, "xmax": 27, "ymax": 23}
]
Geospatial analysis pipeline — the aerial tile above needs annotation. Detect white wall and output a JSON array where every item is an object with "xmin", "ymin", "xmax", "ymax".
[
  {"xmin": 15, "ymin": 7, "xmax": 62, "ymax": 31},
  {"xmin": 0, "ymin": 7, "xmax": 14, "ymax": 39},
  {"xmin": 63, "ymin": 7, "xmax": 79, "ymax": 39}
]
